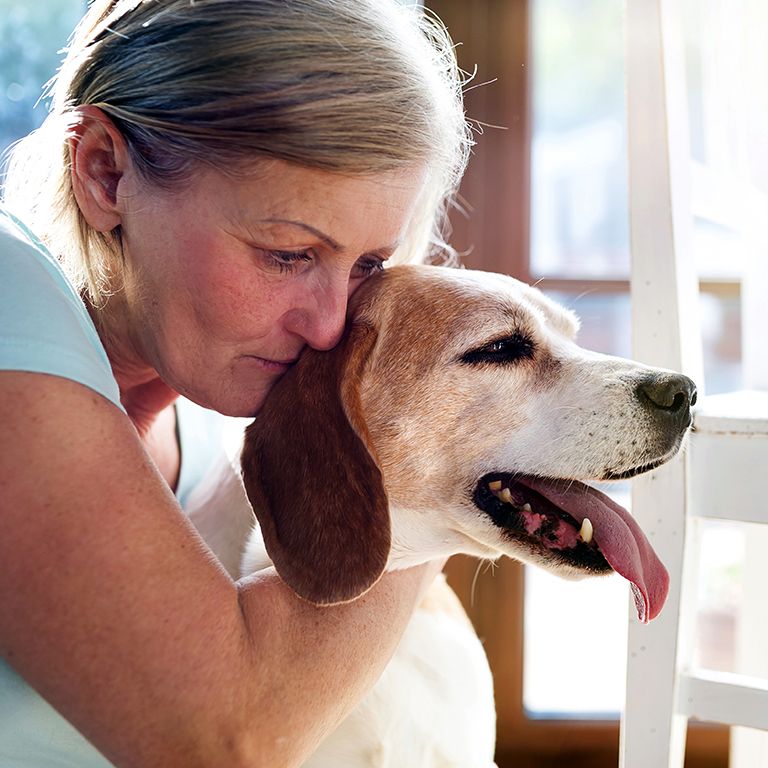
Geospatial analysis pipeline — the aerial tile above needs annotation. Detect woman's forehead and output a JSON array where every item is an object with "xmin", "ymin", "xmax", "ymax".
[{"xmin": 214, "ymin": 160, "xmax": 429, "ymax": 246}]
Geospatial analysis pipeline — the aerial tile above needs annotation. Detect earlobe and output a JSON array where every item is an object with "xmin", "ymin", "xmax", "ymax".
[{"xmin": 69, "ymin": 105, "xmax": 132, "ymax": 233}]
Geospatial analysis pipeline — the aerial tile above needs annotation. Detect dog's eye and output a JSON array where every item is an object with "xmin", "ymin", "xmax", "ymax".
[{"xmin": 461, "ymin": 333, "xmax": 535, "ymax": 366}]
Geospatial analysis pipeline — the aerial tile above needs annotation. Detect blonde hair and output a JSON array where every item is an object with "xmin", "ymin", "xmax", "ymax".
[{"xmin": 2, "ymin": 0, "xmax": 472, "ymax": 302}]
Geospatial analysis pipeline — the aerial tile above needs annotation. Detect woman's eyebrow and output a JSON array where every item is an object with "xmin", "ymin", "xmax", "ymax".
[
  {"xmin": 259, "ymin": 218, "xmax": 341, "ymax": 251},
  {"xmin": 258, "ymin": 218, "xmax": 401, "ymax": 259}
]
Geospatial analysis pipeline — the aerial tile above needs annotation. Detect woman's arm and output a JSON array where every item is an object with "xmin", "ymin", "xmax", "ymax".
[{"xmin": 0, "ymin": 371, "xmax": 438, "ymax": 768}]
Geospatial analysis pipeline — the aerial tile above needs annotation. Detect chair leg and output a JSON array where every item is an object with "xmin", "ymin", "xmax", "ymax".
[
  {"xmin": 621, "ymin": 608, "xmax": 689, "ymax": 768},
  {"xmin": 619, "ymin": 464, "xmax": 691, "ymax": 768}
]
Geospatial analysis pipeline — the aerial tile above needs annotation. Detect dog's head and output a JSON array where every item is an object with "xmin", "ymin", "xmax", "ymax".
[{"xmin": 241, "ymin": 265, "xmax": 695, "ymax": 621}]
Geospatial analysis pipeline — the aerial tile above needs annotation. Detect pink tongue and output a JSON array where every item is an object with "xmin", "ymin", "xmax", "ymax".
[{"xmin": 519, "ymin": 477, "xmax": 669, "ymax": 623}]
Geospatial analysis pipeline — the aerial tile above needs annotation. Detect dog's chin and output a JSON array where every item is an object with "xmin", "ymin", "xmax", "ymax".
[
  {"xmin": 600, "ymin": 432, "xmax": 689, "ymax": 481},
  {"xmin": 472, "ymin": 473, "xmax": 614, "ymax": 577},
  {"xmin": 600, "ymin": 449, "xmax": 680, "ymax": 481},
  {"xmin": 600, "ymin": 459, "xmax": 666, "ymax": 481}
]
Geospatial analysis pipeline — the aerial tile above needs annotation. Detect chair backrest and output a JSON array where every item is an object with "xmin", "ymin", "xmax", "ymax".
[
  {"xmin": 626, "ymin": 0, "xmax": 702, "ymax": 386},
  {"xmin": 622, "ymin": 3, "xmax": 768, "ymax": 767},
  {"xmin": 620, "ymin": 5, "xmax": 701, "ymax": 766}
]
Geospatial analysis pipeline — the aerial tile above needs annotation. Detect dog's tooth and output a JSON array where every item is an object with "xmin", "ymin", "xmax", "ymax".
[
  {"xmin": 498, "ymin": 488, "xmax": 514, "ymax": 504},
  {"xmin": 522, "ymin": 503, "xmax": 532, "ymax": 512},
  {"xmin": 579, "ymin": 518, "xmax": 594, "ymax": 544},
  {"xmin": 488, "ymin": 480, "xmax": 503, "ymax": 493}
]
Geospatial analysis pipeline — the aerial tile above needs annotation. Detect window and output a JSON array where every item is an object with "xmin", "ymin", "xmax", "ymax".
[
  {"xmin": 431, "ymin": 0, "xmax": 762, "ymax": 764},
  {"xmin": 525, "ymin": 0, "xmax": 754, "ymax": 720}
]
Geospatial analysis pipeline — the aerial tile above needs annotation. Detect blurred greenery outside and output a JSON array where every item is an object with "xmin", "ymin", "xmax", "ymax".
[{"xmin": 0, "ymin": 0, "xmax": 84, "ymax": 163}]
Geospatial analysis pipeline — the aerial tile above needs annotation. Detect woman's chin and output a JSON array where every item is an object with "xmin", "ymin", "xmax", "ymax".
[
  {"xmin": 168, "ymin": 356, "xmax": 291, "ymax": 417},
  {"xmin": 171, "ymin": 377, "xmax": 272, "ymax": 418}
]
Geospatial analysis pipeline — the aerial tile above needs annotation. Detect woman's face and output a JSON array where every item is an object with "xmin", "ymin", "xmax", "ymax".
[{"xmin": 116, "ymin": 159, "xmax": 427, "ymax": 416}]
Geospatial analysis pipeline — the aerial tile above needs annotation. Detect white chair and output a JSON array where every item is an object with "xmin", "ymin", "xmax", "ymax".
[{"xmin": 619, "ymin": 1, "xmax": 768, "ymax": 767}]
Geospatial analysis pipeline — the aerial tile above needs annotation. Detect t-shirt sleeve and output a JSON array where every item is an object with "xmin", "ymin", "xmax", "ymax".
[{"xmin": 0, "ymin": 212, "xmax": 124, "ymax": 412}]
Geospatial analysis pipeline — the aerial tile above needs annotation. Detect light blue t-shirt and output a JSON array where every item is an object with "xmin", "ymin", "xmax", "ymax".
[{"xmin": 0, "ymin": 206, "xmax": 225, "ymax": 766}]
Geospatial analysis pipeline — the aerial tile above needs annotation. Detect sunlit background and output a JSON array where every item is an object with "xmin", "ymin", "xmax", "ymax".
[
  {"xmin": 524, "ymin": 0, "xmax": 766, "ymax": 719},
  {"xmin": 1, "ymin": 0, "xmax": 764, "ymax": 732}
]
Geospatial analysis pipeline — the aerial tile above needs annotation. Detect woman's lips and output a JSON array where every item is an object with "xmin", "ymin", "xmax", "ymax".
[{"xmin": 244, "ymin": 355, "xmax": 299, "ymax": 374}]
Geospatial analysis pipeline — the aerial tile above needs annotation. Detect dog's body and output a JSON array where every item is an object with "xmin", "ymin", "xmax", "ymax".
[
  {"xmin": 188, "ymin": 265, "xmax": 695, "ymax": 767},
  {"xmin": 243, "ymin": 528, "xmax": 497, "ymax": 768},
  {"xmin": 186, "ymin": 455, "xmax": 497, "ymax": 768}
]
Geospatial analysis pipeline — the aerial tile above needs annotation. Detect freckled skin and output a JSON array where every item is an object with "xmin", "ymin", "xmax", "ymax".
[{"xmin": 99, "ymin": 160, "xmax": 428, "ymax": 417}]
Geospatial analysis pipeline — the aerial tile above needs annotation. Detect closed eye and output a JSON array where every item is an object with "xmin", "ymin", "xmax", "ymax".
[
  {"xmin": 460, "ymin": 332, "xmax": 535, "ymax": 365},
  {"xmin": 264, "ymin": 249, "xmax": 314, "ymax": 274}
]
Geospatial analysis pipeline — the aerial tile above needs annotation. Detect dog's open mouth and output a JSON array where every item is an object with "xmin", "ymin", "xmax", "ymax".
[{"xmin": 473, "ymin": 473, "xmax": 670, "ymax": 623}]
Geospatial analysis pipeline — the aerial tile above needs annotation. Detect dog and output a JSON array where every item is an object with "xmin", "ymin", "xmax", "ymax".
[{"xmin": 187, "ymin": 264, "xmax": 695, "ymax": 767}]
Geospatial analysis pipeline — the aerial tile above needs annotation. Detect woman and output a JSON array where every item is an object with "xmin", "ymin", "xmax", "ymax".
[{"xmin": 0, "ymin": 1, "xmax": 472, "ymax": 766}]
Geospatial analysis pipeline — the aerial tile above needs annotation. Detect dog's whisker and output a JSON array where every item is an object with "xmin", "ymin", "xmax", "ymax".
[{"xmin": 470, "ymin": 559, "xmax": 484, "ymax": 609}]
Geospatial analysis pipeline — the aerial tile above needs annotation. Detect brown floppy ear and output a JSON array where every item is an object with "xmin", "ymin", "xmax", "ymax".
[{"xmin": 240, "ymin": 322, "xmax": 389, "ymax": 605}]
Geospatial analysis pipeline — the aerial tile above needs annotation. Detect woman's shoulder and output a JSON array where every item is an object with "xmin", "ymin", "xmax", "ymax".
[{"xmin": 0, "ymin": 205, "xmax": 123, "ymax": 413}]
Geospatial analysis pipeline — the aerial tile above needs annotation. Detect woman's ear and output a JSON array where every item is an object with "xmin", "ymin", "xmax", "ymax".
[
  {"xmin": 240, "ymin": 322, "xmax": 390, "ymax": 606},
  {"xmin": 68, "ymin": 105, "xmax": 132, "ymax": 233}
]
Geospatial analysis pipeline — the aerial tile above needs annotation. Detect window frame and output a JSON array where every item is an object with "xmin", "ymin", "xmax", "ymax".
[{"xmin": 428, "ymin": 0, "xmax": 729, "ymax": 764}]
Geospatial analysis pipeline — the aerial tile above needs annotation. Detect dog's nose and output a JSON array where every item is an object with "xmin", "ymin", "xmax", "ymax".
[{"xmin": 637, "ymin": 373, "xmax": 697, "ymax": 420}]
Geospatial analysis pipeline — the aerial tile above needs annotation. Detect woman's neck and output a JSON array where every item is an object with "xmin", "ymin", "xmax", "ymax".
[
  {"xmin": 86, "ymin": 293, "xmax": 180, "ymax": 436},
  {"xmin": 87, "ymin": 292, "xmax": 181, "ymax": 490}
]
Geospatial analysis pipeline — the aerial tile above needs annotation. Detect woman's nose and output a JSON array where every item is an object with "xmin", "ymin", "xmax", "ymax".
[{"xmin": 283, "ymin": 279, "xmax": 350, "ymax": 351}]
